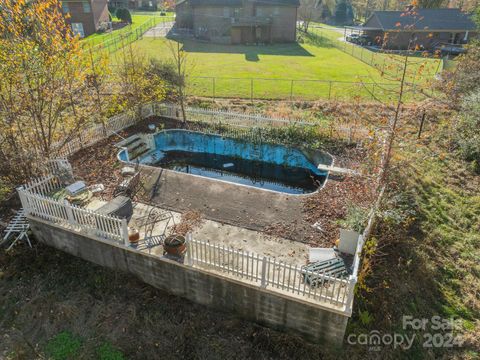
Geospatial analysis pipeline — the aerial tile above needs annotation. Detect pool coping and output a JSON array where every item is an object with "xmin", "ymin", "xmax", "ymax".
[{"xmin": 115, "ymin": 129, "xmax": 335, "ymax": 197}]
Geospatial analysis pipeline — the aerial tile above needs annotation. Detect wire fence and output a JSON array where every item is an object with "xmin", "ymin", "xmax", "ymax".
[
  {"xmin": 306, "ymin": 26, "xmax": 443, "ymax": 81},
  {"xmin": 185, "ymin": 76, "xmax": 424, "ymax": 102},
  {"xmin": 82, "ymin": 16, "xmax": 174, "ymax": 56}
]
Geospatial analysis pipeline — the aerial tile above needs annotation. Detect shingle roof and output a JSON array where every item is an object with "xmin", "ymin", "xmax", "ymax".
[
  {"xmin": 177, "ymin": 0, "xmax": 299, "ymax": 6},
  {"xmin": 365, "ymin": 8, "xmax": 477, "ymax": 31}
]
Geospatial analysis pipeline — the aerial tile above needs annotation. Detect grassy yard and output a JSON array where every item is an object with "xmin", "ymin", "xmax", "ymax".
[
  {"xmin": 82, "ymin": 12, "xmax": 174, "ymax": 48},
  {"xmin": 114, "ymin": 37, "xmax": 427, "ymax": 101},
  {"xmin": 111, "ymin": 29, "xmax": 440, "ymax": 101}
]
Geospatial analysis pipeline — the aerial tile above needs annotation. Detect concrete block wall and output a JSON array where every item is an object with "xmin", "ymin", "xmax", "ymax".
[{"xmin": 29, "ymin": 218, "xmax": 349, "ymax": 345}]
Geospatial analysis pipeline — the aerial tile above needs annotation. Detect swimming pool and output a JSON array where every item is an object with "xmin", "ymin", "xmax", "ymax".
[{"xmin": 118, "ymin": 130, "xmax": 332, "ymax": 195}]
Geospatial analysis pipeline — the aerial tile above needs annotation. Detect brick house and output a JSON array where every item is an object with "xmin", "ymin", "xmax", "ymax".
[
  {"xmin": 362, "ymin": 8, "xmax": 477, "ymax": 51},
  {"xmin": 175, "ymin": 0, "xmax": 299, "ymax": 44},
  {"xmin": 109, "ymin": 0, "xmax": 158, "ymax": 10},
  {"xmin": 62, "ymin": 0, "xmax": 110, "ymax": 37}
]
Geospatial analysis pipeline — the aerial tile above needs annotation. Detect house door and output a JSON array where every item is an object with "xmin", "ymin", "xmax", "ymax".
[{"xmin": 71, "ymin": 23, "xmax": 85, "ymax": 38}]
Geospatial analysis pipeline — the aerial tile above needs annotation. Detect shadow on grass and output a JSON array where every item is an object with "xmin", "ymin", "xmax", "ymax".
[{"xmin": 166, "ymin": 36, "xmax": 314, "ymax": 60}]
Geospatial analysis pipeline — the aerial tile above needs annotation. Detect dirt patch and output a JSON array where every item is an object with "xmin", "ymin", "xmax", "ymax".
[
  {"xmin": 69, "ymin": 115, "xmax": 376, "ymax": 246},
  {"xmin": 0, "ymin": 244, "xmax": 333, "ymax": 360},
  {"xmin": 171, "ymin": 210, "xmax": 204, "ymax": 236}
]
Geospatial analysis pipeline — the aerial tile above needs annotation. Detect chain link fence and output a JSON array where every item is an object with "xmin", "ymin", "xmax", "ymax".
[{"xmin": 185, "ymin": 76, "xmax": 423, "ymax": 102}]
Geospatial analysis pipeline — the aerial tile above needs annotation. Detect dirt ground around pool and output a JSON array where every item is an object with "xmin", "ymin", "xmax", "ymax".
[{"xmin": 70, "ymin": 116, "xmax": 376, "ymax": 247}]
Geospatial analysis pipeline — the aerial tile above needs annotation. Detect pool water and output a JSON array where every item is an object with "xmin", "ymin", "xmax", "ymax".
[
  {"xmin": 118, "ymin": 130, "xmax": 331, "ymax": 195},
  {"xmin": 154, "ymin": 150, "xmax": 325, "ymax": 194}
]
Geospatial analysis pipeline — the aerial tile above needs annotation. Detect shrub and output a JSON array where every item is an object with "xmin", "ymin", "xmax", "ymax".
[
  {"xmin": 115, "ymin": 8, "xmax": 132, "ymax": 24},
  {"xmin": 97, "ymin": 342, "xmax": 125, "ymax": 360},
  {"xmin": 455, "ymin": 90, "xmax": 480, "ymax": 173},
  {"xmin": 45, "ymin": 331, "xmax": 81, "ymax": 360},
  {"xmin": 145, "ymin": 59, "xmax": 183, "ymax": 87},
  {"xmin": 338, "ymin": 203, "xmax": 369, "ymax": 233}
]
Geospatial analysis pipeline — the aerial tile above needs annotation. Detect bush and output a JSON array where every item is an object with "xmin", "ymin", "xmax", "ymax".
[
  {"xmin": 145, "ymin": 59, "xmax": 183, "ymax": 87},
  {"xmin": 455, "ymin": 90, "xmax": 480, "ymax": 172},
  {"xmin": 115, "ymin": 8, "xmax": 132, "ymax": 24},
  {"xmin": 45, "ymin": 331, "xmax": 81, "ymax": 360},
  {"xmin": 97, "ymin": 342, "xmax": 125, "ymax": 360}
]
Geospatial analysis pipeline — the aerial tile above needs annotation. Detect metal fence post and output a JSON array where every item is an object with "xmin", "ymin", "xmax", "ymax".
[
  {"xmin": 250, "ymin": 78, "xmax": 253, "ymax": 102},
  {"xmin": 328, "ymin": 81, "xmax": 332, "ymax": 99},
  {"xmin": 260, "ymin": 256, "xmax": 267, "ymax": 288},
  {"xmin": 290, "ymin": 80, "xmax": 294, "ymax": 102},
  {"xmin": 371, "ymin": 84, "xmax": 375, "ymax": 100},
  {"xmin": 212, "ymin": 77, "xmax": 216, "ymax": 100}
]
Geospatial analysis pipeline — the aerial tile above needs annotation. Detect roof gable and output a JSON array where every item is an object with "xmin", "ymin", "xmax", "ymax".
[{"xmin": 365, "ymin": 8, "xmax": 477, "ymax": 31}]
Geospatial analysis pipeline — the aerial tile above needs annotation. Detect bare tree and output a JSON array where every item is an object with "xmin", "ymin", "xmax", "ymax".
[
  {"xmin": 298, "ymin": 0, "xmax": 323, "ymax": 33},
  {"xmin": 166, "ymin": 40, "xmax": 189, "ymax": 124}
]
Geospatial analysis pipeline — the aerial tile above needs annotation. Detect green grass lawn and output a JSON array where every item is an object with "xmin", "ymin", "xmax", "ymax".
[
  {"xmin": 114, "ymin": 35, "xmax": 437, "ymax": 101},
  {"xmin": 82, "ymin": 12, "xmax": 174, "ymax": 48}
]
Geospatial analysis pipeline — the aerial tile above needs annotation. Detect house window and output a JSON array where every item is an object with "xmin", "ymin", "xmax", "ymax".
[
  {"xmin": 71, "ymin": 23, "xmax": 85, "ymax": 38},
  {"xmin": 223, "ymin": 7, "xmax": 230, "ymax": 17},
  {"xmin": 274, "ymin": 7, "xmax": 279, "ymax": 15},
  {"xmin": 256, "ymin": 7, "xmax": 263, "ymax": 16},
  {"xmin": 61, "ymin": 2, "xmax": 69, "ymax": 13},
  {"xmin": 82, "ymin": 1, "xmax": 91, "ymax": 13}
]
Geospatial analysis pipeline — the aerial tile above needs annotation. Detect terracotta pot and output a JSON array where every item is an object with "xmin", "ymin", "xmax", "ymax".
[
  {"xmin": 164, "ymin": 234, "xmax": 186, "ymax": 256},
  {"xmin": 128, "ymin": 228, "xmax": 140, "ymax": 244}
]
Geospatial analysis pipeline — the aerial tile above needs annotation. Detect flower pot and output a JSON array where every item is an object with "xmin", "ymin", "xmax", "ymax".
[
  {"xmin": 164, "ymin": 234, "xmax": 186, "ymax": 256},
  {"xmin": 128, "ymin": 228, "xmax": 140, "ymax": 244}
]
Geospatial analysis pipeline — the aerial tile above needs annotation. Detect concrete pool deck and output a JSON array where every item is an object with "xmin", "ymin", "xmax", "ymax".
[
  {"xmin": 86, "ymin": 200, "xmax": 310, "ymax": 266},
  {"xmin": 137, "ymin": 165, "xmax": 322, "ymax": 244}
]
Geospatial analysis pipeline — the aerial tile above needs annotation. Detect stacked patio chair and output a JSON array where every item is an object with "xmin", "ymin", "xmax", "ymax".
[
  {"xmin": 1, "ymin": 209, "xmax": 31, "ymax": 251},
  {"xmin": 301, "ymin": 257, "xmax": 349, "ymax": 287}
]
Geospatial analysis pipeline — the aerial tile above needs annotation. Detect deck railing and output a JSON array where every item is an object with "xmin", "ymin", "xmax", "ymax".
[
  {"xmin": 186, "ymin": 236, "xmax": 355, "ymax": 309},
  {"xmin": 18, "ymin": 174, "xmax": 128, "ymax": 245}
]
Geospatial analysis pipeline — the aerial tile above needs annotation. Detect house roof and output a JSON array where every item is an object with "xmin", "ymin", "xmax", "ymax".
[
  {"xmin": 364, "ymin": 8, "xmax": 477, "ymax": 31},
  {"xmin": 176, "ymin": 0, "xmax": 300, "ymax": 7}
]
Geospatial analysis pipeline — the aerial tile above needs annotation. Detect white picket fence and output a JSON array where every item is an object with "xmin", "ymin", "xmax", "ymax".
[
  {"xmin": 53, "ymin": 111, "xmax": 138, "ymax": 158},
  {"xmin": 186, "ymin": 237, "xmax": 356, "ymax": 309},
  {"xmin": 151, "ymin": 102, "xmax": 371, "ymax": 140},
  {"xmin": 18, "ymin": 174, "xmax": 128, "ymax": 245},
  {"xmin": 152, "ymin": 102, "xmax": 306, "ymax": 128},
  {"xmin": 49, "ymin": 102, "xmax": 371, "ymax": 159}
]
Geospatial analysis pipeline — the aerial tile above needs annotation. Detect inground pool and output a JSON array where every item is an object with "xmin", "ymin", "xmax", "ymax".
[{"xmin": 118, "ymin": 130, "xmax": 332, "ymax": 195}]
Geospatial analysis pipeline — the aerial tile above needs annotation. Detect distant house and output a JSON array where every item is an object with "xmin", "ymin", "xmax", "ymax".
[
  {"xmin": 62, "ymin": 0, "xmax": 110, "ymax": 37},
  {"xmin": 109, "ymin": 0, "xmax": 158, "ymax": 10},
  {"xmin": 362, "ymin": 8, "xmax": 478, "ymax": 51},
  {"xmin": 175, "ymin": 0, "xmax": 299, "ymax": 44}
]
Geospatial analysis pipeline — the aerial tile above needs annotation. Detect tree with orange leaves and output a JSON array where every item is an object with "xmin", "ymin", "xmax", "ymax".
[{"xmin": 0, "ymin": 0, "xmax": 106, "ymax": 183}]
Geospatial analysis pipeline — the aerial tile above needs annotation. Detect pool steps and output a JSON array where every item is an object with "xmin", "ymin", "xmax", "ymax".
[{"xmin": 116, "ymin": 134, "xmax": 154, "ymax": 162}]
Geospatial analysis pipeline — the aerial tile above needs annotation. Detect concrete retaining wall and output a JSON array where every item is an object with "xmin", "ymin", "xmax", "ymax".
[{"xmin": 29, "ymin": 217, "xmax": 349, "ymax": 345}]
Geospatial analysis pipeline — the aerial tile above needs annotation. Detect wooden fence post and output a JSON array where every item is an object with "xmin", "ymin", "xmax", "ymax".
[{"xmin": 418, "ymin": 110, "xmax": 426, "ymax": 139}]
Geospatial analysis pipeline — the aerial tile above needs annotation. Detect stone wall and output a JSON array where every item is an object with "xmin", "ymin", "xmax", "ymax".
[{"xmin": 29, "ymin": 217, "xmax": 349, "ymax": 346}]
